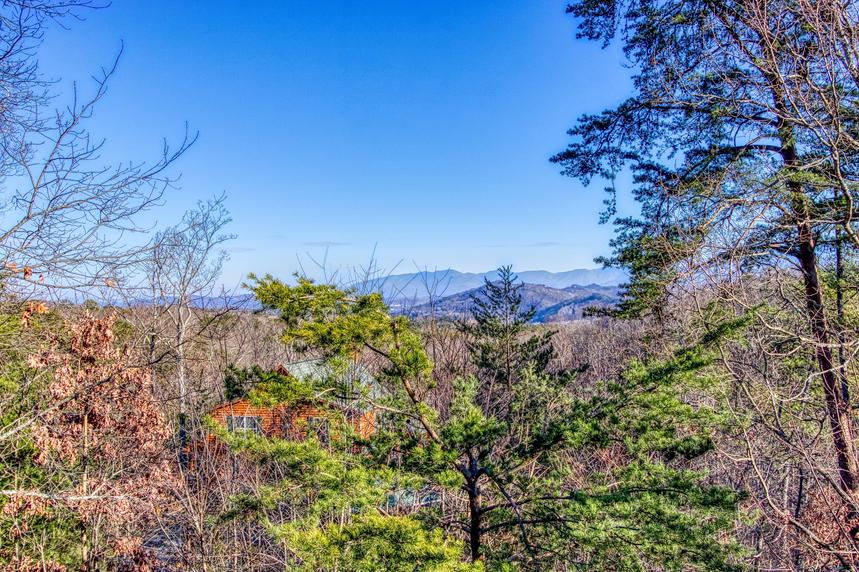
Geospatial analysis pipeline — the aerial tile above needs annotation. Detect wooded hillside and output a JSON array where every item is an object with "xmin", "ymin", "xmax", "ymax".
[{"xmin": 3, "ymin": 1, "xmax": 859, "ymax": 570}]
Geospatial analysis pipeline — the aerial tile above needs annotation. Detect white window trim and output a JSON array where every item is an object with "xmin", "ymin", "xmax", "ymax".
[{"xmin": 227, "ymin": 415, "xmax": 262, "ymax": 434}]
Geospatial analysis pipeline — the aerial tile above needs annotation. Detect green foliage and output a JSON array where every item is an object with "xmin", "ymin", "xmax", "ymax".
[
  {"xmin": 442, "ymin": 376, "xmax": 505, "ymax": 451},
  {"xmin": 494, "ymin": 333, "xmax": 746, "ymax": 570},
  {"xmin": 593, "ymin": 228, "xmax": 689, "ymax": 318},
  {"xmin": 550, "ymin": 0, "xmax": 852, "ymax": 319},
  {"xmin": 222, "ymin": 364, "xmax": 318, "ymax": 406},
  {"xmin": 820, "ymin": 258, "xmax": 859, "ymax": 329},
  {"xmin": 209, "ymin": 326, "xmax": 476, "ymax": 570},
  {"xmin": 222, "ymin": 363, "xmax": 252, "ymax": 400},
  {"xmin": 249, "ymin": 273, "xmax": 438, "ymax": 438},
  {"xmin": 247, "ymin": 276, "xmax": 744, "ymax": 570},
  {"xmin": 250, "ymin": 274, "xmax": 433, "ymax": 380},
  {"xmin": 271, "ymin": 513, "xmax": 483, "ymax": 572},
  {"xmin": 212, "ymin": 423, "xmax": 396, "ymax": 517},
  {"xmin": 0, "ymin": 308, "xmax": 82, "ymax": 569},
  {"xmin": 211, "ymin": 422, "xmax": 475, "ymax": 570},
  {"xmin": 459, "ymin": 266, "xmax": 555, "ymax": 388}
]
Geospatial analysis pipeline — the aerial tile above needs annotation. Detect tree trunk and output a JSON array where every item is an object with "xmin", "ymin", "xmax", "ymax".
[
  {"xmin": 779, "ymin": 121, "xmax": 859, "ymax": 493},
  {"xmin": 835, "ymin": 225, "xmax": 850, "ymax": 403},
  {"xmin": 467, "ymin": 480, "xmax": 481, "ymax": 562},
  {"xmin": 464, "ymin": 454, "xmax": 483, "ymax": 562},
  {"xmin": 795, "ymin": 225, "xmax": 858, "ymax": 492},
  {"xmin": 176, "ymin": 304, "xmax": 189, "ymax": 468},
  {"xmin": 81, "ymin": 410, "xmax": 90, "ymax": 571},
  {"xmin": 792, "ymin": 465, "xmax": 805, "ymax": 570}
]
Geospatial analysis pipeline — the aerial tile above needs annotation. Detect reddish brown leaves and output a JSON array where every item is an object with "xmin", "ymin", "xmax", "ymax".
[
  {"xmin": 26, "ymin": 315, "xmax": 176, "ymax": 563},
  {"xmin": 0, "ymin": 556, "xmax": 66, "ymax": 572}
]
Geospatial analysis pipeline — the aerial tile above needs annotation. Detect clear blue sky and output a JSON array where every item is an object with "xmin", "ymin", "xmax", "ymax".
[{"xmin": 39, "ymin": 1, "xmax": 634, "ymax": 286}]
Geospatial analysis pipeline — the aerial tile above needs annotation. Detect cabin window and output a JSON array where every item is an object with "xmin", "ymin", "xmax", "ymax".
[
  {"xmin": 306, "ymin": 417, "xmax": 330, "ymax": 444},
  {"xmin": 226, "ymin": 415, "xmax": 262, "ymax": 434}
]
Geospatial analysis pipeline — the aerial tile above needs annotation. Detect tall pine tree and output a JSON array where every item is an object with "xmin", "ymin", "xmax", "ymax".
[
  {"xmin": 552, "ymin": 0, "xmax": 859, "ymax": 498},
  {"xmin": 461, "ymin": 267, "xmax": 554, "ymax": 384}
]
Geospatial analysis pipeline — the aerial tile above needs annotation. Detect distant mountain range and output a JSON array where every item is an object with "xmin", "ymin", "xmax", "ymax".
[
  {"xmin": 398, "ymin": 282, "xmax": 620, "ymax": 323},
  {"xmin": 175, "ymin": 268, "xmax": 625, "ymax": 323},
  {"xmin": 361, "ymin": 267, "xmax": 626, "ymax": 305},
  {"xmin": 363, "ymin": 267, "xmax": 625, "ymax": 323}
]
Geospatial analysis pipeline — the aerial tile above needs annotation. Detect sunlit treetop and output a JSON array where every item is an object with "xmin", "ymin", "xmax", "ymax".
[{"xmin": 249, "ymin": 273, "xmax": 433, "ymax": 380}]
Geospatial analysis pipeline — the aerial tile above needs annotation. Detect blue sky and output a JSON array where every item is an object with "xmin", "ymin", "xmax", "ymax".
[{"xmin": 39, "ymin": 1, "xmax": 634, "ymax": 286}]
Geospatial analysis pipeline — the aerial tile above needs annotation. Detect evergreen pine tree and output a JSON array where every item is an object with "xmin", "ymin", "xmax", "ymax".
[
  {"xmin": 552, "ymin": 0, "xmax": 859, "ymax": 496},
  {"xmin": 460, "ymin": 266, "xmax": 554, "ymax": 392}
]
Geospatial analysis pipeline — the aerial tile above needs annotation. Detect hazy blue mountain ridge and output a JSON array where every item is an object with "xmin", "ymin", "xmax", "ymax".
[
  {"xmin": 178, "ymin": 268, "xmax": 624, "ymax": 322},
  {"xmin": 366, "ymin": 267, "xmax": 626, "ymax": 305},
  {"xmin": 400, "ymin": 282, "xmax": 619, "ymax": 323}
]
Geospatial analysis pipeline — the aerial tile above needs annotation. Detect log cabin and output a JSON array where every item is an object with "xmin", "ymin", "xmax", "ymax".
[
  {"xmin": 208, "ymin": 358, "xmax": 378, "ymax": 444},
  {"xmin": 205, "ymin": 359, "xmax": 441, "ymax": 511}
]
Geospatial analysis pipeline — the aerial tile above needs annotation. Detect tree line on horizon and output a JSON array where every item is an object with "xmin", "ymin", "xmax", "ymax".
[{"xmin": 2, "ymin": 0, "xmax": 859, "ymax": 570}]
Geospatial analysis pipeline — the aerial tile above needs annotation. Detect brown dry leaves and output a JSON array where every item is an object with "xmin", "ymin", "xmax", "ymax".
[{"xmin": 24, "ymin": 314, "xmax": 177, "ymax": 563}]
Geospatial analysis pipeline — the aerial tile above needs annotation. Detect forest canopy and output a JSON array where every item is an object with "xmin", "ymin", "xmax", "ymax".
[{"xmin": 2, "ymin": 0, "xmax": 859, "ymax": 570}]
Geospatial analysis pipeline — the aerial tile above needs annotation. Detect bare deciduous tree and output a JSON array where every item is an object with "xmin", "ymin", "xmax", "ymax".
[{"xmin": 0, "ymin": 1, "xmax": 194, "ymax": 297}]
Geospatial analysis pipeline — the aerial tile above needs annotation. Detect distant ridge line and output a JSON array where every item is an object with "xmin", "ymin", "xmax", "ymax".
[{"xmin": 361, "ymin": 267, "xmax": 627, "ymax": 304}]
